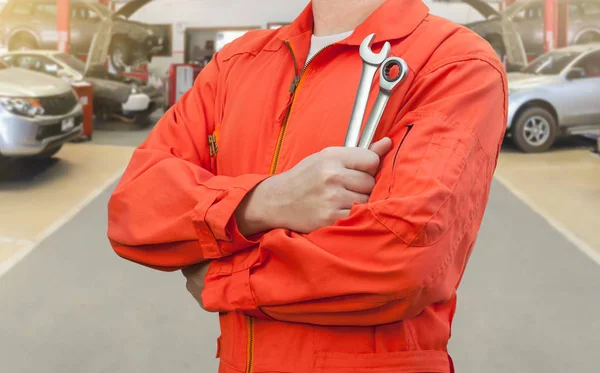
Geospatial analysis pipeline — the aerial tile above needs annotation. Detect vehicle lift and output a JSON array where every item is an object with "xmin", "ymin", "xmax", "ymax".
[{"xmin": 56, "ymin": 0, "xmax": 94, "ymax": 139}]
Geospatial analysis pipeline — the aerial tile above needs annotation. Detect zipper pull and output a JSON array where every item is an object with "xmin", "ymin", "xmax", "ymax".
[
  {"xmin": 289, "ymin": 76, "xmax": 300, "ymax": 93},
  {"xmin": 208, "ymin": 134, "xmax": 218, "ymax": 156}
]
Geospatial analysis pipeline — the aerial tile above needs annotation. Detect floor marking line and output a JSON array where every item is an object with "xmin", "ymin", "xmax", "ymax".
[
  {"xmin": 494, "ymin": 174, "xmax": 600, "ymax": 266},
  {"xmin": 0, "ymin": 167, "xmax": 126, "ymax": 279},
  {"xmin": 0, "ymin": 237, "xmax": 34, "ymax": 245}
]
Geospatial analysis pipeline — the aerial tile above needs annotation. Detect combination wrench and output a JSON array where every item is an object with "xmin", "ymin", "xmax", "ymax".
[
  {"xmin": 344, "ymin": 33, "xmax": 391, "ymax": 148},
  {"xmin": 357, "ymin": 57, "xmax": 409, "ymax": 149}
]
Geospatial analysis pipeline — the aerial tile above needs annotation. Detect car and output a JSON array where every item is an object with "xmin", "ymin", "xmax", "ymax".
[
  {"xmin": 0, "ymin": 50, "xmax": 164, "ymax": 121},
  {"xmin": 479, "ymin": 0, "xmax": 600, "ymax": 59},
  {"xmin": 0, "ymin": 0, "xmax": 164, "ymax": 70},
  {"xmin": 427, "ymin": 0, "xmax": 529, "ymax": 71},
  {"xmin": 0, "ymin": 59, "xmax": 83, "ymax": 160},
  {"xmin": 507, "ymin": 43, "xmax": 600, "ymax": 152}
]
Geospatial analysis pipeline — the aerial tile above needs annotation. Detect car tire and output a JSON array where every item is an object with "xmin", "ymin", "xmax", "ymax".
[
  {"xmin": 110, "ymin": 37, "xmax": 132, "ymax": 71},
  {"xmin": 575, "ymin": 30, "xmax": 600, "ymax": 45},
  {"xmin": 9, "ymin": 34, "xmax": 38, "ymax": 51},
  {"xmin": 512, "ymin": 107, "xmax": 558, "ymax": 153}
]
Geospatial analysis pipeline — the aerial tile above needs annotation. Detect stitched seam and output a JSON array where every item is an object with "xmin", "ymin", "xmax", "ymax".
[
  {"xmin": 408, "ymin": 134, "xmax": 485, "ymax": 247},
  {"xmin": 372, "ymin": 112, "xmax": 483, "ymax": 246},
  {"xmin": 421, "ymin": 153, "xmax": 487, "ymax": 288},
  {"xmin": 418, "ymin": 54, "xmax": 501, "ymax": 77},
  {"xmin": 219, "ymin": 358, "xmax": 245, "ymax": 372},
  {"xmin": 369, "ymin": 137, "xmax": 488, "ymax": 290},
  {"xmin": 415, "ymin": 58, "xmax": 508, "ymax": 134}
]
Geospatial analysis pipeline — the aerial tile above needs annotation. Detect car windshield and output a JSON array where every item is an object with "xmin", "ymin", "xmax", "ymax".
[
  {"xmin": 53, "ymin": 53, "xmax": 86, "ymax": 74},
  {"xmin": 522, "ymin": 51, "xmax": 582, "ymax": 75},
  {"xmin": 88, "ymin": 3, "xmax": 112, "ymax": 18},
  {"xmin": 501, "ymin": 2, "xmax": 526, "ymax": 18}
]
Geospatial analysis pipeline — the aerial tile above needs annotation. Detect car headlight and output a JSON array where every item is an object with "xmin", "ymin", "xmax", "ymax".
[{"xmin": 0, "ymin": 97, "xmax": 45, "ymax": 117}]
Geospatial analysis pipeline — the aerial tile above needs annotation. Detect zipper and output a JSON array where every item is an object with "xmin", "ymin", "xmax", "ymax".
[
  {"xmin": 268, "ymin": 41, "xmax": 334, "ymax": 175},
  {"xmin": 246, "ymin": 316, "xmax": 254, "ymax": 373},
  {"xmin": 246, "ymin": 41, "xmax": 336, "ymax": 373}
]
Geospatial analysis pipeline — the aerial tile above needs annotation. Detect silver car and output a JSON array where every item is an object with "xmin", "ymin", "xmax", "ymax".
[
  {"xmin": 0, "ymin": 59, "xmax": 83, "ymax": 159},
  {"xmin": 507, "ymin": 43, "xmax": 600, "ymax": 152}
]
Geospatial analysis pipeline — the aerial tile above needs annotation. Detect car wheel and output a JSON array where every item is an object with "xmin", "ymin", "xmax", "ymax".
[
  {"xmin": 575, "ymin": 31, "xmax": 600, "ymax": 45},
  {"xmin": 110, "ymin": 38, "xmax": 132, "ymax": 71},
  {"xmin": 9, "ymin": 34, "xmax": 38, "ymax": 51},
  {"xmin": 512, "ymin": 107, "xmax": 558, "ymax": 153}
]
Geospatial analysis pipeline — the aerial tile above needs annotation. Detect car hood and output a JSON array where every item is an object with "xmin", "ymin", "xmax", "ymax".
[
  {"xmin": 462, "ymin": 0, "xmax": 501, "ymax": 18},
  {"xmin": 114, "ymin": 0, "xmax": 152, "ymax": 19},
  {"xmin": 508, "ymin": 72, "xmax": 558, "ymax": 89},
  {"xmin": 0, "ymin": 68, "xmax": 71, "ymax": 97}
]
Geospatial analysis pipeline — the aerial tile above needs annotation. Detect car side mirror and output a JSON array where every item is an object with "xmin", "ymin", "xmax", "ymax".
[{"xmin": 566, "ymin": 67, "xmax": 586, "ymax": 80}]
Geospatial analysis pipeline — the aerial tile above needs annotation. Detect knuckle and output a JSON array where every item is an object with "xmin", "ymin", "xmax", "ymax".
[
  {"xmin": 320, "ymin": 147, "xmax": 338, "ymax": 159},
  {"xmin": 320, "ymin": 165, "xmax": 341, "ymax": 184}
]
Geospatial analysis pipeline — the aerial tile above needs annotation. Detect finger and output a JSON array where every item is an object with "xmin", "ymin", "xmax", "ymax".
[
  {"xmin": 339, "ymin": 148, "xmax": 381, "ymax": 175},
  {"xmin": 181, "ymin": 263, "xmax": 203, "ymax": 278},
  {"xmin": 339, "ymin": 169, "xmax": 376, "ymax": 194},
  {"xmin": 332, "ymin": 209, "xmax": 352, "ymax": 222},
  {"xmin": 337, "ymin": 189, "xmax": 370, "ymax": 209},
  {"xmin": 369, "ymin": 137, "xmax": 393, "ymax": 158}
]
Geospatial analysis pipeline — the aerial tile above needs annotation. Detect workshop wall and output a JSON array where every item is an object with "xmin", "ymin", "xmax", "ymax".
[{"xmin": 126, "ymin": 0, "xmax": 309, "ymax": 74}]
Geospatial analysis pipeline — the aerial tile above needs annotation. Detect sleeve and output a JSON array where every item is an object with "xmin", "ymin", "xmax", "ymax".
[
  {"xmin": 107, "ymin": 54, "xmax": 270, "ymax": 271},
  {"xmin": 201, "ymin": 57, "xmax": 508, "ymax": 326}
]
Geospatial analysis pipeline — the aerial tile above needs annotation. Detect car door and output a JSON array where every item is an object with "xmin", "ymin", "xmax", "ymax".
[{"xmin": 562, "ymin": 51, "xmax": 600, "ymax": 126}]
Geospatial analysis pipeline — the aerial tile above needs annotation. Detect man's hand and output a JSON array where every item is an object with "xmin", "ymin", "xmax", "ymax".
[
  {"xmin": 182, "ymin": 261, "xmax": 212, "ymax": 309},
  {"xmin": 236, "ymin": 137, "xmax": 393, "ymax": 235}
]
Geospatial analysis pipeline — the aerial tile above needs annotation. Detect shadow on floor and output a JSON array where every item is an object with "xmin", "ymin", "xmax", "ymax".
[
  {"xmin": 501, "ymin": 135, "xmax": 598, "ymax": 154},
  {"xmin": 0, "ymin": 158, "xmax": 62, "ymax": 186}
]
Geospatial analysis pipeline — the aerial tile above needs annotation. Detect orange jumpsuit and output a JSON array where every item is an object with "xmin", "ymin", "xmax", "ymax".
[{"xmin": 108, "ymin": 0, "xmax": 507, "ymax": 371}]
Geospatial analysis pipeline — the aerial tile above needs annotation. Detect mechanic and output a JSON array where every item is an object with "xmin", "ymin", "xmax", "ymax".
[{"xmin": 108, "ymin": 0, "xmax": 507, "ymax": 371}]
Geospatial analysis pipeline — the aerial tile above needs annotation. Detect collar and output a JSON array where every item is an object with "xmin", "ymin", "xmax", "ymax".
[{"xmin": 279, "ymin": 0, "xmax": 430, "ymax": 46}]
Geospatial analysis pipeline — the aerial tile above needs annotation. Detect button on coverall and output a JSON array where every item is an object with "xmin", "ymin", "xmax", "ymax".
[{"xmin": 108, "ymin": 0, "xmax": 508, "ymax": 371}]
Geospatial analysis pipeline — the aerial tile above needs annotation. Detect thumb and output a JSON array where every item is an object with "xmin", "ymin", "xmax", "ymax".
[{"xmin": 369, "ymin": 137, "xmax": 393, "ymax": 158}]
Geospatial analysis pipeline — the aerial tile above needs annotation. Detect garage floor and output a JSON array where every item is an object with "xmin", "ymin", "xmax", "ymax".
[{"xmin": 0, "ymin": 116, "xmax": 599, "ymax": 372}]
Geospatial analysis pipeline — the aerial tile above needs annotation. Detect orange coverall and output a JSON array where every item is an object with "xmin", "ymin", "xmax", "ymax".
[{"xmin": 108, "ymin": 0, "xmax": 507, "ymax": 371}]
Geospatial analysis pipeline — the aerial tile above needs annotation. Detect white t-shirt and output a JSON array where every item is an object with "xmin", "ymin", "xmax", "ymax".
[{"xmin": 306, "ymin": 30, "xmax": 354, "ymax": 65}]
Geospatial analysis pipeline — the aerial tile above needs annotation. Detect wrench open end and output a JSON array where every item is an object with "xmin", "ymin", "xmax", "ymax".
[{"xmin": 359, "ymin": 34, "xmax": 391, "ymax": 66}]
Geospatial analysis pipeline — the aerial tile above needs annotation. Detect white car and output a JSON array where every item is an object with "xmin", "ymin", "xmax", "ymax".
[
  {"xmin": 0, "ymin": 50, "xmax": 163, "ymax": 119},
  {"xmin": 0, "ymin": 60, "xmax": 83, "ymax": 159}
]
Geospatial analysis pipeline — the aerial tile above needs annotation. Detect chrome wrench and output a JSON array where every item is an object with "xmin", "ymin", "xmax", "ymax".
[
  {"xmin": 344, "ymin": 33, "xmax": 391, "ymax": 147},
  {"xmin": 357, "ymin": 57, "xmax": 408, "ymax": 149}
]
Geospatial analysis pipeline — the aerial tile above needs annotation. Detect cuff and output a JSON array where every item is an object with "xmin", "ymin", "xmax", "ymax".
[
  {"xmin": 192, "ymin": 174, "xmax": 269, "ymax": 259},
  {"xmin": 201, "ymin": 260, "xmax": 267, "ymax": 318}
]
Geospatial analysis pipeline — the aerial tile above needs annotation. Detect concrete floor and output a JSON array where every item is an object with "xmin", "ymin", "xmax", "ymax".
[{"xmin": 0, "ymin": 121, "xmax": 599, "ymax": 372}]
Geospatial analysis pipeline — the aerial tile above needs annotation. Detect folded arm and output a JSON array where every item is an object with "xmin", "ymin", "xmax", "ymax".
[
  {"xmin": 108, "ymin": 54, "xmax": 269, "ymax": 270},
  {"xmin": 201, "ymin": 57, "xmax": 507, "ymax": 326}
]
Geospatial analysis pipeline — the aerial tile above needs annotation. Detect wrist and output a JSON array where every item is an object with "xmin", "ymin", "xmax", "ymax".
[{"xmin": 235, "ymin": 177, "xmax": 282, "ymax": 236}]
